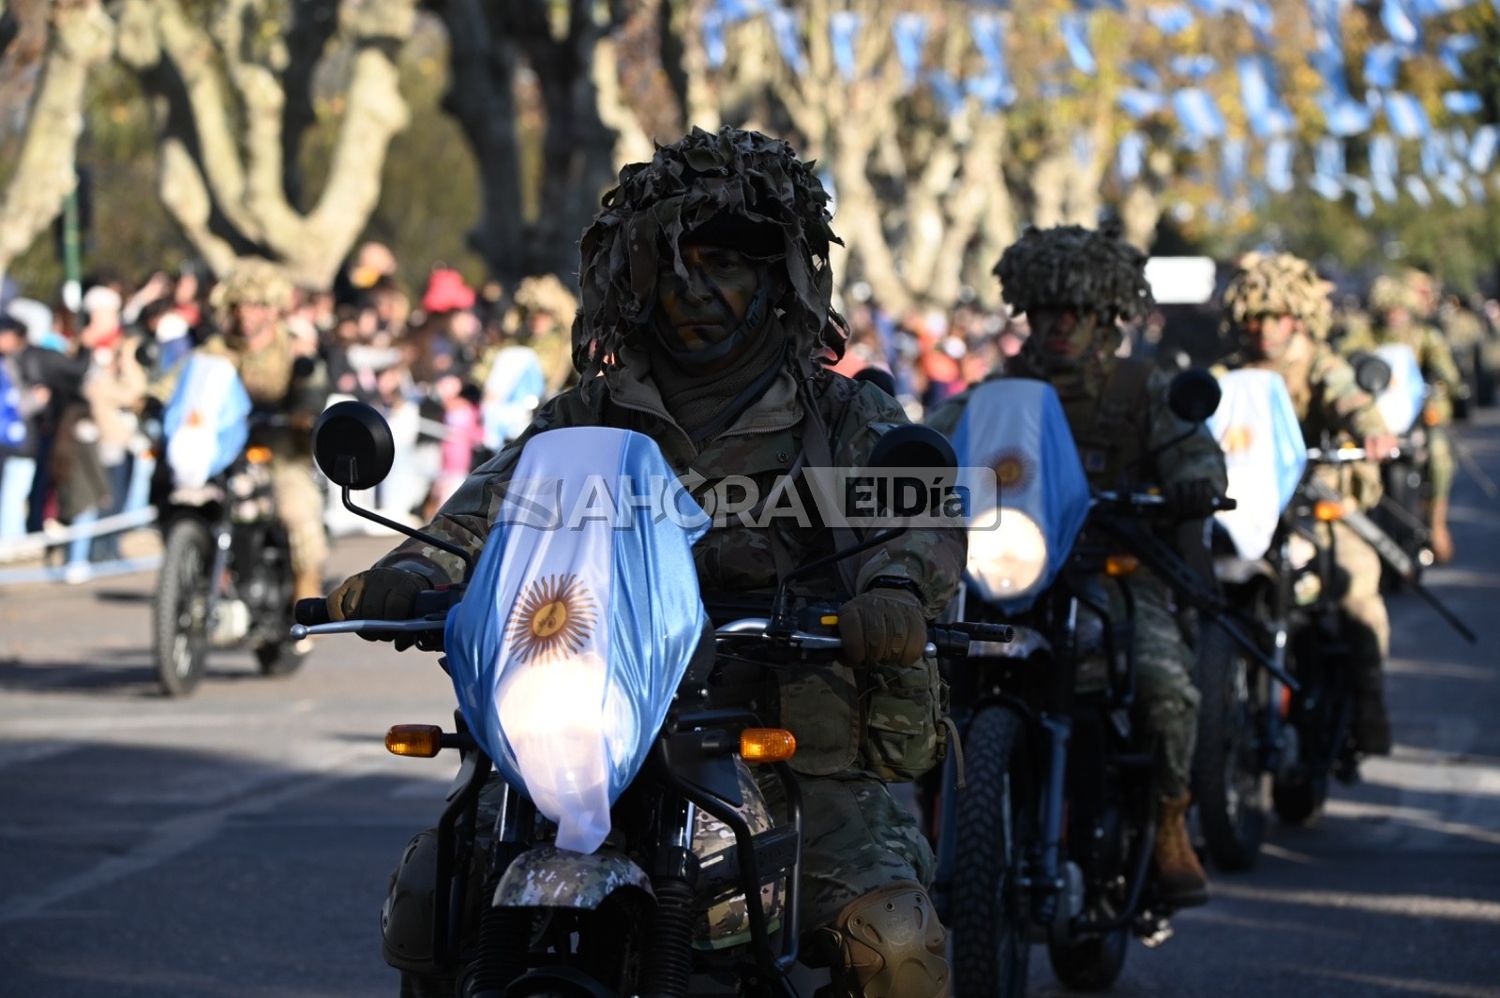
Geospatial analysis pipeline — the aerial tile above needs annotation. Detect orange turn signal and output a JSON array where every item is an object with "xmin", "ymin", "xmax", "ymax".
[
  {"xmin": 386, "ymin": 724, "xmax": 444, "ymax": 758},
  {"xmin": 245, "ymin": 445, "xmax": 274, "ymax": 464},
  {"xmin": 820, "ymin": 614, "xmax": 839, "ymax": 626},
  {"xmin": 1105, "ymin": 554, "xmax": 1140, "ymax": 577},
  {"xmin": 1314, "ymin": 500, "xmax": 1345, "ymax": 522},
  {"xmin": 740, "ymin": 728, "xmax": 797, "ymax": 763}
]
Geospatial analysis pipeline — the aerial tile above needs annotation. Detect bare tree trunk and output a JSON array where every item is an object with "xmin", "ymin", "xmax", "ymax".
[
  {"xmin": 0, "ymin": 0, "xmax": 113, "ymax": 285},
  {"xmin": 1028, "ymin": 146, "xmax": 1070, "ymax": 230},
  {"xmin": 1118, "ymin": 147, "xmax": 1174, "ymax": 252},
  {"xmin": 116, "ymin": 0, "xmax": 416, "ymax": 289}
]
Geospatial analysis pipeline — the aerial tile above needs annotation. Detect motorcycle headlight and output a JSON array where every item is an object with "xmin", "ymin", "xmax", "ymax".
[
  {"xmin": 497, "ymin": 652, "xmax": 640, "ymax": 853},
  {"xmin": 966, "ymin": 508, "xmax": 1049, "ymax": 600}
]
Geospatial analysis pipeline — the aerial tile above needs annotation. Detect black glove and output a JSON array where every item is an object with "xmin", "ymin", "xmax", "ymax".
[
  {"xmin": 837, "ymin": 585, "xmax": 928, "ymax": 668},
  {"xmin": 1166, "ymin": 478, "xmax": 1221, "ymax": 519},
  {"xmin": 327, "ymin": 568, "xmax": 427, "ymax": 646}
]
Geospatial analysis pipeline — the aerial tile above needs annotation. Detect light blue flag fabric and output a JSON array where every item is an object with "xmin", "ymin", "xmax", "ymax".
[
  {"xmin": 1210, "ymin": 369, "xmax": 1308, "ymax": 560},
  {"xmin": 830, "ymin": 11, "xmax": 861, "ymax": 83},
  {"xmin": 1384, "ymin": 91, "xmax": 1430, "ymax": 139},
  {"xmin": 928, "ymin": 70, "xmax": 965, "ymax": 117},
  {"xmin": 1147, "ymin": 4, "xmax": 1195, "ymax": 36},
  {"xmin": 1420, "ymin": 131, "xmax": 1446, "ymax": 179},
  {"xmin": 947, "ymin": 379, "xmax": 1092, "ymax": 612},
  {"xmin": 1060, "ymin": 14, "xmax": 1098, "ymax": 76},
  {"xmin": 0, "ymin": 358, "xmax": 26, "ymax": 450},
  {"xmin": 1173, "ymin": 88, "xmax": 1226, "ymax": 141},
  {"xmin": 1373, "ymin": 174, "xmax": 1400, "ymax": 203},
  {"xmin": 1364, "ymin": 44, "xmax": 1402, "ymax": 90},
  {"xmin": 1439, "ymin": 34, "xmax": 1477, "ymax": 79},
  {"xmin": 1118, "ymin": 88, "xmax": 1168, "ymax": 119},
  {"xmin": 1118, "ymin": 131, "xmax": 1147, "ymax": 182},
  {"xmin": 1238, "ymin": 56, "xmax": 1294, "ymax": 138},
  {"xmin": 892, "ymin": 13, "xmax": 930, "ymax": 88},
  {"xmin": 1242, "ymin": 0, "xmax": 1275, "ymax": 44},
  {"xmin": 1221, "ymin": 138, "xmax": 1248, "ymax": 197},
  {"xmin": 968, "ymin": 13, "xmax": 1016, "ymax": 110},
  {"xmin": 1372, "ymin": 344, "xmax": 1427, "ymax": 434},
  {"xmin": 1171, "ymin": 54, "xmax": 1217, "ymax": 82},
  {"xmin": 162, "ymin": 352, "xmax": 253, "ymax": 489},
  {"xmin": 702, "ymin": 9, "xmax": 727, "ymax": 69},
  {"xmin": 1443, "ymin": 91, "xmax": 1483, "ymax": 115},
  {"xmin": 767, "ymin": 7, "xmax": 807, "ymax": 77},
  {"xmin": 1370, "ymin": 134, "xmax": 1399, "ymax": 180},
  {"xmin": 1436, "ymin": 176, "xmax": 1467, "ymax": 206},
  {"xmin": 1129, "ymin": 61, "xmax": 1163, "ymax": 89},
  {"xmin": 1266, "ymin": 138, "xmax": 1296, "ymax": 193},
  {"xmin": 1466, "ymin": 176, "xmax": 1486, "ymax": 203},
  {"xmin": 1469, "ymin": 125, "xmax": 1498, "ymax": 173},
  {"xmin": 1404, "ymin": 175, "xmax": 1433, "ymax": 206},
  {"xmin": 1381, "ymin": 0, "xmax": 1421, "ymax": 46},
  {"xmin": 1187, "ymin": 0, "xmax": 1233, "ymax": 12},
  {"xmin": 446, "ymin": 427, "xmax": 710, "ymax": 855}
]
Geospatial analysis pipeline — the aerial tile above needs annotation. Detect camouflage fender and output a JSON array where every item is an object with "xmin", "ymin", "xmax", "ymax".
[{"xmin": 493, "ymin": 845, "xmax": 654, "ymax": 910}]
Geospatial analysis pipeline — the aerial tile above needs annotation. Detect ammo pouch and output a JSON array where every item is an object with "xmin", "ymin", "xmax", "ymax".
[
  {"xmin": 858, "ymin": 654, "xmax": 949, "ymax": 782},
  {"xmin": 777, "ymin": 663, "xmax": 862, "ymax": 776}
]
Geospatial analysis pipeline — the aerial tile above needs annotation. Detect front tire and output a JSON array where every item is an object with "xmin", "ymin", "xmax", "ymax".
[
  {"xmin": 154, "ymin": 518, "xmax": 212, "ymax": 697},
  {"xmin": 1191, "ymin": 624, "xmax": 1267, "ymax": 872},
  {"xmin": 1047, "ymin": 927, "xmax": 1129, "ymax": 993},
  {"xmin": 1272, "ymin": 771, "xmax": 1328, "ymax": 826},
  {"xmin": 951, "ymin": 706, "xmax": 1032, "ymax": 998}
]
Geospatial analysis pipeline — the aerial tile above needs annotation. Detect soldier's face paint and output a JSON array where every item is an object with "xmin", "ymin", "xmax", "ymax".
[
  {"xmin": 656, "ymin": 243, "xmax": 760, "ymax": 354},
  {"xmin": 1243, "ymin": 313, "xmax": 1297, "ymax": 361},
  {"xmin": 1029, "ymin": 308, "xmax": 1100, "ymax": 367}
]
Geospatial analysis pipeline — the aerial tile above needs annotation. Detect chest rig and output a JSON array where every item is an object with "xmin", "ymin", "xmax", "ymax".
[{"xmin": 1065, "ymin": 357, "xmax": 1155, "ymax": 490}]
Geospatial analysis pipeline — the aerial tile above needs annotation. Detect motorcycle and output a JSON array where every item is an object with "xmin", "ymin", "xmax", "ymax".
[
  {"xmin": 1354, "ymin": 343, "xmax": 1436, "ymax": 582},
  {"xmin": 150, "ymin": 353, "xmax": 309, "ymax": 696},
  {"xmin": 292, "ymin": 401, "xmax": 992, "ymax": 997},
  {"xmin": 925, "ymin": 370, "xmax": 1261, "ymax": 996}
]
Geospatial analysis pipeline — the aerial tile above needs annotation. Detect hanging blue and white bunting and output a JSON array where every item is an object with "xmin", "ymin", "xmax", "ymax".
[
  {"xmin": 1311, "ymin": 136, "xmax": 1346, "ymax": 200},
  {"xmin": 1118, "ymin": 87, "xmax": 1168, "ymax": 119},
  {"xmin": 891, "ymin": 12, "xmax": 929, "ymax": 87},
  {"xmin": 1266, "ymin": 138, "xmax": 1296, "ymax": 193},
  {"xmin": 1436, "ymin": 176, "xmax": 1466, "ymax": 206},
  {"xmin": 1187, "ymin": 0, "xmax": 1233, "ymax": 13},
  {"xmin": 969, "ymin": 12, "xmax": 1016, "ymax": 110},
  {"xmin": 1171, "ymin": 54, "xmax": 1217, "ymax": 82},
  {"xmin": 1373, "ymin": 174, "xmax": 1400, "ymax": 203},
  {"xmin": 1242, "ymin": 0, "xmax": 1275, "ymax": 44},
  {"xmin": 1364, "ymin": 44, "xmax": 1402, "ymax": 90},
  {"xmin": 1129, "ymin": 61, "xmax": 1163, "ymax": 90},
  {"xmin": 1383, "ymin": 91, "xmax": 1430, "ymax": 139},
  {"xmin": 1238, "ymin": 56, "xmax": 1294, "ymax": 138},
  {"xmin": 1345, "ymin": 176, "xmax": 1376, "ymax": 218},
  {"xmin": 1439, "ymin": 34, "xmax": 1478, "ymax": 79},
  {"xmin": 703, "ymin": 8, "xmax": 727, "ymax": 69},
  {"xmin": 1381, "ymin": 0, "xmax": 1421, "ymax": 47},
  {"xmin": 928, "ymin": 69, "xmax": 965, "ymax": 117},
  {"xmin": 1060, "ymin": 14, "xmax": 1098, "ymax": 76},
  {"xmin": 1370, "ymin": 133, "xmax": 1399, "ymax": 181},
  {"xmin": 1466, "ymin": 176, "xmax": 1486, "ymax": 203},
  {"xmin": 829, "ymin": 11, "xmax": 862, "ymax": 83},
  {"xmin": 1173, "ymin": 88, "xmax": 1226, "ymax": 141},
  {"xmin": 1469, "ymin": 125, "xmax": 1498, "ymax": 173},
  {"xmin": 767, "ymin": 6, "xmax": 807, "ymax": 77},
  {"xmin": 1221, "ymin": 138, "xmax": 1248, "ymax": 197},
  {"xmin": 1147, "ymin": 4, "xmax": 1195, "ymax": 35},
  {"xmin": 1420, "ymin": 131, "xmax": 1445, "ymax": 178},
  {"xmin": 1118, "ymin": 131, "xmax": 1146, "ymax": 182},
  {"xmin": 1443, "ymin": 91, "xmax": 1483, "ymax": 115},
  {"xmin": 1404, "ymin": 176, "xmax": 1433, "ymax": 206}
]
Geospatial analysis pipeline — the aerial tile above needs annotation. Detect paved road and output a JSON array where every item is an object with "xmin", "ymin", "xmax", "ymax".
[{"xmin": 4, "ymin": 413, "xmax": 1500, "ymax": 997}]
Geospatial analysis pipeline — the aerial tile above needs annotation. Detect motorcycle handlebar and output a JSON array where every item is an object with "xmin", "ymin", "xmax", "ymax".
[
  {"xmin": 294, "ymin": 598, "xmax": 330, "ymax": 627},
  {"xmin": 715, "ymin": 617, "xmax": 1013, "ymax": 658},
  {"xmin": 1092, "ymin": 491, "xmax": 1238, "ymax": 513}
]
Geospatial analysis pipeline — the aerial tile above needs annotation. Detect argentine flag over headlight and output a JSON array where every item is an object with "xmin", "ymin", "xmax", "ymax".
[
  {"xmin": 946, "ymin": 378, "xmax": 1091, "ymax": 610},
  {"xmin": 1209, "ymin": 369, "xmax": 1307, "ymax": 560},
  {"xmin": 445, "ymin": 427, "xmax": 710, "ymax": 854}
]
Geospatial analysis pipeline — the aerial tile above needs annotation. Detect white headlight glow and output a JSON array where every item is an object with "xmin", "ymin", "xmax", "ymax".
[{"xmin": 966, "ymin": 507, "xmax": 1049, "ymax": 601}]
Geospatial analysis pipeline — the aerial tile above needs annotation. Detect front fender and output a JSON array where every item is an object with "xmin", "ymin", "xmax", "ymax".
[{"xmin": 493, "ymin": 845, "xmax": 654, "ymax": 910}]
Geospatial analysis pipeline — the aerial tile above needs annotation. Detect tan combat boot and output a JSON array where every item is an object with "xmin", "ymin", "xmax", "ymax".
[
  {"xmin": 1153, "ymin": 794, "xmax": 1208, "ymax": 908},
  {"xmin": 1428, "ymin": 497, "xmax": 1454, "ymax": 564}
]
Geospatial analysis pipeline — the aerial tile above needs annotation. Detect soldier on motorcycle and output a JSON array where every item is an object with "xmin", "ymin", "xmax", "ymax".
[
  {"xmin": 1342, "ymin": 270, "xmax": 1462, "ymax": 563},
  {"xmin": 327, "ymin": 127, "xmax": 964, "ymax": 997},
  {"xmin": 927, "ymin": 223, "xmax": 1225, "ymax": 907},
  {"xmin": 1217, "ymin": 252, "xmax": 1399, "ymax": 755},
  {"xmin": 152, "ymin": 259, "xmax": 330, "ymax": 605}
]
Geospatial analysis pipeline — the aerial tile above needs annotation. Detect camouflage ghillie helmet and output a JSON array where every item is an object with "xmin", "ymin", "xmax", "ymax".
[
  {"xmin": 512, "ymin": 274, "xmax": 578, "ymax": 324},
  {"xmin": 992, "ymin": 221, "xmax": 1154, "ymax": 324},
  {"xmin": 210, "ymin": 258, "xmax": 295, "ymax": 316},
  {"xmin": 574, "ymin": 126, "xmax": 843, "ymax": 379},
  {"xmin": 1369, "ymin": 273, "xmax": 1421, "ymax": 314},
  {"xmin": 1400, "ymin": 266, "xmax": 1439, "ymax": 314},
  {"xmin": 1221, "ymin": 252, "xmax": 1330, "ymax": 333}
]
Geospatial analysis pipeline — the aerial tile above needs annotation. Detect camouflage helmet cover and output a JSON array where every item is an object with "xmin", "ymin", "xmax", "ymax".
[
  {"xmin": 1369, "ymin": 272, "xmax": 1422, "ymax": 314},
  {"xmin": 992, "ymin": 222, "xmax": 1154, "ymax": 324},
  {"xmin": 512, "ymin": 274, "xmax": 578, "ymax": 321},
  {"xmin": 1221, "ymin": 252, "xmax": 1332, "ymax": 335},
  {"xmin": 574, "ymin": 126, "xmax": 844, "ymax": 378},
  {"xmin": 209, "ymin": 258, "xmax": 295, "ymax": 314}
]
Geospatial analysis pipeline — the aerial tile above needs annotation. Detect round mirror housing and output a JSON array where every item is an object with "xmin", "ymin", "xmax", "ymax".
[
  {"xmin": 868, "ymin": 423, "xmax": 958, "ymax": 471},
  {"xmin": 1167, "ymin": 368, "xmax": 1222, "ymax": 424},
  {"xmin": 1353, "ymin": 353, "xmax": 1392, "ymax": 395},
  {"xmin": 314, "ymin": 401, "xmax": 395, "ymax": 490}
]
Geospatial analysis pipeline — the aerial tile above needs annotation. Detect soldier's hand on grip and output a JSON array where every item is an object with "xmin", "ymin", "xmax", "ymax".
[
  {"xmin": 837, "ymin": 586, "xmax": 927, "ymax": 668},
  {"xmin": 1167, "ymin": 478, "xmax": 1222, "ymax": 519},
  {"xmin": 327, "ymin": 568, "xmax": 427, "ymax": 639}
]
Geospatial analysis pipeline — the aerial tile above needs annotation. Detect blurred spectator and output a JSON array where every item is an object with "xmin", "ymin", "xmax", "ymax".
[
  {"xmin": 430, "ymin": 373, "xmax": 483, "ymax": 512},
  {"xmin": 0, "ymin": 317, "xmax": 44, "ymax": 542}
]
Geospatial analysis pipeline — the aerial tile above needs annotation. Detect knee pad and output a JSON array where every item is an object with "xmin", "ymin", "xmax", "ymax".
[
  {"xmin": 381, "ymin": 829, "xmax": 441, "ymax": 973},
  {"xmin": 827, "ymin": 880, "xmax": 950, "ymax": 998}
]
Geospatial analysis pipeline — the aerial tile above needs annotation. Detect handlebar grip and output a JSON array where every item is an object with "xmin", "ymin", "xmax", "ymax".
[
  {"xmin": 1214, "ymin": 497, "xmax": 1238, "ymax": 512},
  {"xmin": 964, "ymin": 623, "xmax": 1016, "ymax": 643},
  {"xmin": 294, "ymin": 598, "xmax": 330, "ymax": 626},
  {"xmin": 927, "ymin": 627, "xmax": 972, "ymax": 658},
  {"xmin": 413, "ymin": 588, "xmax": 458, "ymax": 618}
]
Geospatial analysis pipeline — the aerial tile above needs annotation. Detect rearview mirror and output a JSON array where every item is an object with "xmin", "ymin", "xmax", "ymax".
[
  {"xmin": 1352, "ymin": 353, "xmax": 1392, "ymax": 395},
  {"xmin": 1166, "ymin": 368, "xmax": 1221, "ymax": 424},
  {"xmin": 314, "ymin": 400, "xmax": 395, "ymax": 490},
  {"xmin": 867, "ymin": 423, "xmax": 958, "ymax": 471}
]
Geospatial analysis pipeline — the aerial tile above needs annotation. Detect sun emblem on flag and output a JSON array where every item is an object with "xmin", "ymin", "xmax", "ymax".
[
  {"xmin": 1221, "ymin": 425, "xmax": 1255, "ymax": 455},
  {"xmin": 992, "ymin": 450, "xmax": 1033, "ymax": 495},
  {"xmin": 507, "ymin": 574, "xmax": 597, "ymax": 665}
]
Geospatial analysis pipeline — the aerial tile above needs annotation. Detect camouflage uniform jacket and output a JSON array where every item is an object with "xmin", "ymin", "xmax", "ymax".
[
  {"xmin": 151, "ymin": 329, "xmax": 328, "ymax": 458},
  {"xmin": 378, "ymin": 344, "xmax": 965, "ymax": 616},
  {"xmin": 1341, "ymin": 317, "xmax": 1461, "ymax": 424},
  {"xmin": 927, "ymin": 357, "xmax": 1227, "ymax": 497}
]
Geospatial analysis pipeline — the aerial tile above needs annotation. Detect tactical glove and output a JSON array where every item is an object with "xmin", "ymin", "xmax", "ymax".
[
  {"xmin": 1166, "ymin": 479, "xmax": 1221, "ymax": 519},
  {"xmin": 327, "ymin": 568, "xmax": 428, "ymax": 646},
  {"xmin": 837, "ymin": 585, "xmax": 928, "ymax": 668}
]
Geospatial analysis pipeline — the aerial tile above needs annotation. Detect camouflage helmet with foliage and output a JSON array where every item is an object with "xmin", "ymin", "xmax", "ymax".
[
  {"xmin": 209, "ymin": 258, "xmax": 295, "ymax": 315},
  {"xmin": 1369, "ymin": 273, "xmax": 1422, "ymax": 314},
  {"xmin": 573, "ymin": 126, "xmax": 843, "ymax": 379},
  {"xmin": 512, "ymin": 274, "xmax": 578, "ymax": 322},
  {"xmin": 1221, "ymin": 252, "xmax": 1332, "ymax": 336},
  {"xmin": 992, "ymin": 221, "xmax": 1154, "ymax": 324}
]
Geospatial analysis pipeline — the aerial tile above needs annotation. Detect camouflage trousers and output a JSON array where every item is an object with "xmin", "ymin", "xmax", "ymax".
[
  {"xmin": 1110, "ymin": 574, "xmax": 1201, "ymax": 801},
  {"xmin": 270, "ymin": 458, "xmax": 326, "ymax": 576},
  {"xmin": 1427, "ymin": 424, "xmax": 1454, "ymax": 505},
  {"xmin": 1326, "ymin": 520, "xmax": 1388, "ymax": 692}
]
